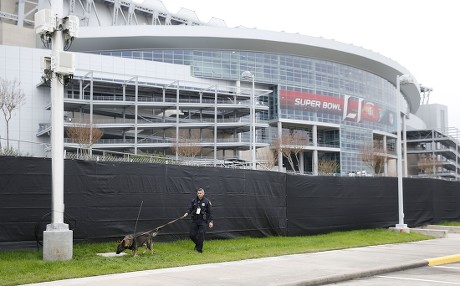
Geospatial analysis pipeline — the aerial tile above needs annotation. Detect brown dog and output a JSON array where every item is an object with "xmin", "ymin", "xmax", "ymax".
[{"xmin": 116, "ymin": 229, "xmax": 160, "ymax": 256}]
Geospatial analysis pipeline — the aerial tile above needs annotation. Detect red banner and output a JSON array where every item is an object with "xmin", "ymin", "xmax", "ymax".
[
  {"xmin": 280, "ymin": 90, "xmax": 395, "ymax": 126},
  {"xmin": 280, "ymin": 90, "xmax": 344, "ymax": 113}
]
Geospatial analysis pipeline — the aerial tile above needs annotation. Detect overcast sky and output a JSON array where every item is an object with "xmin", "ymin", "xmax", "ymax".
[{"xmin": 155, "ymin": 0, "xmax": 460, "ymax": 129}]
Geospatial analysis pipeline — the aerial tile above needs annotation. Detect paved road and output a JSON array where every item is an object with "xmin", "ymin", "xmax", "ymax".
[{"xmin": 333, "ymin": 262, "xmax": 460, "ymax": 285}]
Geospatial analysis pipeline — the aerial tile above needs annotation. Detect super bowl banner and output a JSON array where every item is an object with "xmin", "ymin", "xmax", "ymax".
[{"xmin": 280, "ymin": 90, "xmax": 395, "ymax": 126}]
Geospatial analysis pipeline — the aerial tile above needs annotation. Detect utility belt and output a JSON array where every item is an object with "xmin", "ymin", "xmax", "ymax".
[{"xmin": 192, "ymin": 213, "xmax": 207, "ymax": 221}]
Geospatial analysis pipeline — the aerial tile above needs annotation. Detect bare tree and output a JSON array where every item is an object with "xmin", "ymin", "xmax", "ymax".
[
  {"xmin": 66, "ymin": 123, "xmax": 103, "ymax": 158},
  {"xmin": 171, "ymin": 130, "xmax": 202, "ymax": 160},
  {"xmin": 318, "ymin": 159, "xmax": 339, "ymax": 175},
  {"xmin": 359, "ymin": 140, "xmax": 386, "ymax": 176},
  {"xmin": 417, "ymin": 154, "xmax": 443, "ymax": 176},
  {"xmin": 271, "ymin": 130, "xmax": 307, "ymax": 173},
  {"xmin": 0, "ymin": 79, "xmax": 25, "ymax": 149},
  {"xmin": 258, "ymin": 148, "xmax": 277, "ymax": 170}
]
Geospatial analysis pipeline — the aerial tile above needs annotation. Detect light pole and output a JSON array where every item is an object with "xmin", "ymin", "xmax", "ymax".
[
  {"xmin": 394, "ymin": 74, "xmax": 414, "ymax": 231},
  {"xmin": 241, "ymin": 71, "xmax": 256, "ymax": 170}
]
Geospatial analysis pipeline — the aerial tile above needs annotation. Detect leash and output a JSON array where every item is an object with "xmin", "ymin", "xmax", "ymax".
[
  {"xmin": 154, "ymin": 216, "xmax": 184, "ymax": 230},
  {"xmin": 136, "ymin": 215, "xmax": 185, "ymax": 237}
]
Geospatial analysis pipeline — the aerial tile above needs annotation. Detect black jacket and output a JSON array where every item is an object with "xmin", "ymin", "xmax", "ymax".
[{"xmin": 187, "ymin": 197, "xmax": 213, "ymax": 223}]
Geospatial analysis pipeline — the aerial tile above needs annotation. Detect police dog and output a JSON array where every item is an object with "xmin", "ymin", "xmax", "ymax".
[{"xmin": 116, "ymin": 228, "xmax": 160, "ymax": 256}]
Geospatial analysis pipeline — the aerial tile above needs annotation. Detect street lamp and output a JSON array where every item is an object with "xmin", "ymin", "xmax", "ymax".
[
  {"xmin": 241, "ymin": 71, "xmax": 256, "ymax": 170},
  {"xmin": 395, "ymin": 74, "xmax": 414, "ymax": 232}
]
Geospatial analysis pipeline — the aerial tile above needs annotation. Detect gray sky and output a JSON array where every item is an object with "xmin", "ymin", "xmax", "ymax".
[{"xmin": 151, "ymin": 0, "xmax": 460, "ymax": 129}]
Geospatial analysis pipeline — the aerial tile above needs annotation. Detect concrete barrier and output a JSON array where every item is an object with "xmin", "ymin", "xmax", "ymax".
[
  {"xmin": 410, "ymin": 228, "xmax": 448, "ymax": 238},
  {"xmin": 427, "ymin": 254, "xmax": 460, "ymax": 266},
  {"xmin": 422, "ymin": 225, "xmax": 460, "ymax": 234}
]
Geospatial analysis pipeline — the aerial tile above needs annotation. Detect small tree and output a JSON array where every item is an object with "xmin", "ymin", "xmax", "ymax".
[
  {"xmin": 66, "ymin": 123, "xmax": 103, "ymax": 158},
  {"xmin": 417, "ymin": 154, "xmax": 443, "ymax": 176},
  {"xmin": 271, "ymin": 130, "xmax": 307, "ymax": 173},
  {"xmin": 318, "ymin": 159, "xmax": 339, "ymax": 175},
  {"xmin": 359, "ymin": 140, "xmax": 386, "ymax": 175},
  {"xmin": 171, "ymin": 131, "xmax": 202, "ymax": 160},
  {"xmin": 258, "ymin": 148, "xmax": 277, "ymax": 170},
  {"xmin": 0, "ymin": 79, "xmax": 25, "ymax": 149}
]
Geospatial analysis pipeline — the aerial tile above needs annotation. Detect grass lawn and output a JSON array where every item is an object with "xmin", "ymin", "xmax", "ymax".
[
  {"xmin": 436, "ymin": 221, "xmax": 460, "ymax": 226},
  {"xmin": 0, "ymin": 229, "xmax": 430, "ymax": 286}
]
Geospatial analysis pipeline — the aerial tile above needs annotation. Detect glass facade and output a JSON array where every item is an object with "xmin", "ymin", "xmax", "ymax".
[{"xmin": 98, "ymin": 49, "xmax": 400, "ymax": 174}]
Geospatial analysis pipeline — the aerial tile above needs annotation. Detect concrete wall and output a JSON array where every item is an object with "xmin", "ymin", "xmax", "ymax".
[
  {"xmin": 0, "ymin": 23, "xmax": 35, "ymax": 47},
  {"xmin": 0, "ymin": 46, "xmax": 50, "ymax": 155},
  {"xmin": 416, "ymin": 104, "xmax": 449, "ymax": 130}
]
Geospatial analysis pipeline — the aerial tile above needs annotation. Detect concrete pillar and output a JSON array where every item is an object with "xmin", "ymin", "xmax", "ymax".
[
  {"xmin": 43, "ymin": 223, "xmax": 73, "ymax": 261},
  {"xmin": 299, "ymin": 151, "xmax": 304, "ymax": 174},
  {"xmin": 277, "ymin": 121, "xmax": 283, "ymax": 172},
  {"xmin": 312, "ymin": 125, "xmax": 318, "ymax": 175},
  {"xmin": 383, "ymin": 135, "xmax": 388, "ymax": 176}
]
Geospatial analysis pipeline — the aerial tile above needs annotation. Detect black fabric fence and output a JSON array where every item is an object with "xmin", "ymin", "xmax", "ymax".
[
  {"xmin": 286, "ymin": 176, "xmax": 399, "ymax": 235},
  {"xmin": 1, "ymin": 157, "xmax": 459, "ymax": 249}
]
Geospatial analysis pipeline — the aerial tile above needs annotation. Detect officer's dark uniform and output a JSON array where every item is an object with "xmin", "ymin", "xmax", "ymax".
[{"xmin": 186, "ymin": 195, "xmax": 213, "ymax": 253}]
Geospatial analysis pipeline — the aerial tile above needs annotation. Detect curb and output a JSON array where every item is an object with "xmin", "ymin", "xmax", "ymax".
[
  {"xmin": 389, "ymin": 226, "xmax": 449, "ymax": 238},
  {"xmin": 281, "ymin": 260, "xmax": 428, "ymax": 286},
  {"xmin": 410, "ymin": 228, "xmax": 448, "ymax": 238},
  {"xmin": 422, "ymin": 225, "xmax": 460, "ymax": 234},
  {"xmin": 427, "ymin": 254, "xmax": 460, "ymax": 266}
]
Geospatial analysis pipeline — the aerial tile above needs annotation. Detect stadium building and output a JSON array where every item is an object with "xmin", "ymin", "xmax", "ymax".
[{"xmin": 0, "ymin": 0, "xmax": 458, "ymax": 178}]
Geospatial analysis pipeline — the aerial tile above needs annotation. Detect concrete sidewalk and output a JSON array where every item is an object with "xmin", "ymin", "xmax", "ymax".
[{"xmin": 23, "ymin": 232, "xmax": 460, "ymax": 286}]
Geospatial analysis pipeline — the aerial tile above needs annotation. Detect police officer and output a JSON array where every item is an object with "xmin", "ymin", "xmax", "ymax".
[{"xmin": 183, "ymin": 188, "xmax": 213, "ymax": 253}]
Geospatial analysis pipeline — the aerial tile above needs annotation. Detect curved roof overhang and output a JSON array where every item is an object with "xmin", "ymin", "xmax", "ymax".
[{"xmin": 70, "ymin": 25, "xmax": 421, "ymax": 113}]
